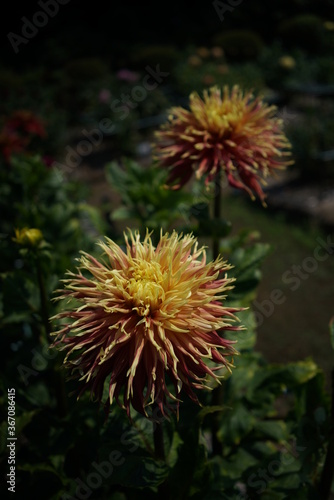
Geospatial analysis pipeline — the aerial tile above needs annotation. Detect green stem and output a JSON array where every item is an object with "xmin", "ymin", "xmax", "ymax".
[
  {"xmin": 210, "ymin": 386, "xmax": 224, "ymax": 456},
  {"xmin": 211, "ymin": 169, "xmax": 224, "ymax": 455},
  {"xmin": 35, "ymin": 252, "xmax": 68, "ymax": 417},
  {"xmin": 53, "ymin": 368, "xmax": 68, "ymax": 418},
  {"xmin": 153, "ymin": 418, "xmax": 171, "ymax": 499},
  {"xmin": 153, "ymin": 420, "xmax": 165, "ymax": 460},
  {"xmin": 35, "ymin": 255, "xmax": 51, "ymax": 341},
  {"xmin": 213, "ymin": 168, "xmax": 222, "ymax": 260},
  {"xmin": 318, "ymin": 368, "xmax": 334, "ymax": 499}
]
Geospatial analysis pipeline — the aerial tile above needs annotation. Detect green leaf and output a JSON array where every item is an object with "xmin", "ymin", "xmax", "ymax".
[
  {"xmin": 214, "ymin": 448, "xmax": 259, "ymax": 480},
  {"xmin": 78, "ymin": 203, "xmax": 107, "ymax": 233},
  {"xmin": 197, "ymin": 405, "xmax": 226, "ymax": 423},
  {"xmin": 253, "ymin": 420, "xmax": 289, "ymax": 442},
  {"xmin": 330, "ymin": 316, "xmax": 334, "ymax": 351},
  {"xmin": 0, "ymin": 410, "xmax": 40, "ymax": 454},
  {"xmin": 105, "ymin": 160, "xmax": 128, "ymax": 191},
  {"xmin": 225, "ymin": 308, "xmax": 257, "ymax": 350},
  {"xmin": 269, "ymin": 472, "xmax": 302, "ymax": 490},
  {"xmin": 218, "ymin": 402, "xmax": 256, "ymax": 445},
  {"xmin": 228, "ymin": 242, "xmax": 272, "ymax": 300},
  {"xmin": 23, "ymin": 381, "xmax": 53, "ymax": 407},
  {"xmin": 104, "ymin": 454, "xmax": 169, "ymax": 489},
  {"xmin": 111, "ymin": 206, "xmax": 135, "ymax": 221},
  {"xmin": 16, "ymin": 409, "xmax": 40, "ymax": 435},
  {"xmin": 18, "ymin": 463, "xmax": 59, "ymax": 475},
  {"xmin": 166, "ymin": 431, "xmax": 183, "ymax": 468},
  {"xmin": 249, "ymin": 359, "xmax": 320, "ymax": 396},
  {"xmin": 260, "ymin": 492, "xmax": 288, "ymax": 500},
  {"xmin": 228, "ymin": 352, "xmax": 266, "ymax": 402}
]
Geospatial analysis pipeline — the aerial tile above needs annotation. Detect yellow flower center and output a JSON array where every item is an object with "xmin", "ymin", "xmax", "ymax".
[{"xmin": 127, "ymin": 260, "xmax": 166, "ymax": 316}]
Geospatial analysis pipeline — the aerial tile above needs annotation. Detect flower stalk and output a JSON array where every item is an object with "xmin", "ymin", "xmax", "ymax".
[
  {"xmin": 35, "ymin": 255, "xmax": 51, "ymax": 342},
  {"xmin": 153, "ymin": 420, "xmax": 165, "ymax": 461},
  {"xmin": 318, "ymin": 368, "xmax": 334, "ymax": 499},
  {"xmin": 213, "ymin": 168, "xmax": 222, "ymax": 260}
]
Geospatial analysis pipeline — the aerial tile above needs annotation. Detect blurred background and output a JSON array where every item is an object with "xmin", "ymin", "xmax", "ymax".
[{"xmin": 1, "ymin": 0, "xmax": 334, "ymax": 381}]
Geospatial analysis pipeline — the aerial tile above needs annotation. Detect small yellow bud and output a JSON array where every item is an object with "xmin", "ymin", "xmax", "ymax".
[
  {"xmin": 278, "ymin": 55, "xmax": 296, "ymax": 70},
  {"xmin": 14, "ymin": 227, "xmax": 43, "ymax": 247}
]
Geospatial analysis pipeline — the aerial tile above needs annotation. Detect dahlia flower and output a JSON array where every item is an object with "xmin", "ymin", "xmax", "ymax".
[
  {"xmin": 154, "ymin": 85, "xmax": 292, "ymax": 203},
  {"xmin": 5, "ymin": 110, "xmax": 46, "ymax": 137},
  {"xmin": 51, "ymin": 230, "xmax": 241, "ymax": 418},
  {"xmin": 0, "ymin": 110, "xmax": 46, "ymax": 162}
]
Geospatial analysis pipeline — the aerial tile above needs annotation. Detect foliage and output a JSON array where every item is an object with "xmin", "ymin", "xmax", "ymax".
[
  {"xmin": 128, "ymin": 44, "xmax": 181, "ymax": 72},
  {"xmin": 258, "ymin": 43, "xmax": 334, "ymax": 89},
  {"xmin": 276, "ymin": 14, "xmax": 329, "ymax": 54},
  {"xmin": 105, "ymin": 158, "xmax": 194, "ymax": 237},
  {"xmin": 212, "ymin": 30, "xmax": 264, "ymax": 62},
  {"xmin": 1, "ymin": 199, "xmax": 331, "ymax": 498}
]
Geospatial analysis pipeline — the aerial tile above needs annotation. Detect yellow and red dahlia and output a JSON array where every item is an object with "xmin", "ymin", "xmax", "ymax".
[
  {"xmin": 154, "ymin": 85, "xmax": 293, "ymax": 203},
  {"xmin": 51, "ymin": 230, "xmax": 242, "ymax": 418}
]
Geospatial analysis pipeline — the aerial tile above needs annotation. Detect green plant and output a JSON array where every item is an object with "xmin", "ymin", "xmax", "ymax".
[
  {"xmin": 212, "ymin": 30, "xmax": 264, "ymax": 62},
  {"xmin": 276, "ymin": 14, "xmax": 326, "ymax": 54},
  {"xmin": 105, "ymin": 158, "xmax": 195, "ymax": 236},
  {"xmin": 129, "ymin": 44, "xmax": 181, "ymax": 72}
]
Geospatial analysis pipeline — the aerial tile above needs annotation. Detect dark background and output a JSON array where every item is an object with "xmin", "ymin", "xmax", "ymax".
[{"xmin": 1, "ymin": 0, "xmax": 334, "ymax": 71}]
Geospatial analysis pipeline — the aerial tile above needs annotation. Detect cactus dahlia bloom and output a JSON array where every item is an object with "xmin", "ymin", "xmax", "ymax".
[
  {"xmin": 51, "ymin": 230, "xmax": 241, "ymax": 418},
  {"xmin": 154, "ymin": 85, "xmax": 292, "ymax": 203}
]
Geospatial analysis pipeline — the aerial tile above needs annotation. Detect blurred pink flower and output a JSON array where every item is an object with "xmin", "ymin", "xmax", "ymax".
[
  {"xmin": 98, "ymin": 89, "xmax": 111, "ymax": 104},
  {"xmin": 116, "ymin": 69, "xmax": 140, "ymax": 83}
]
